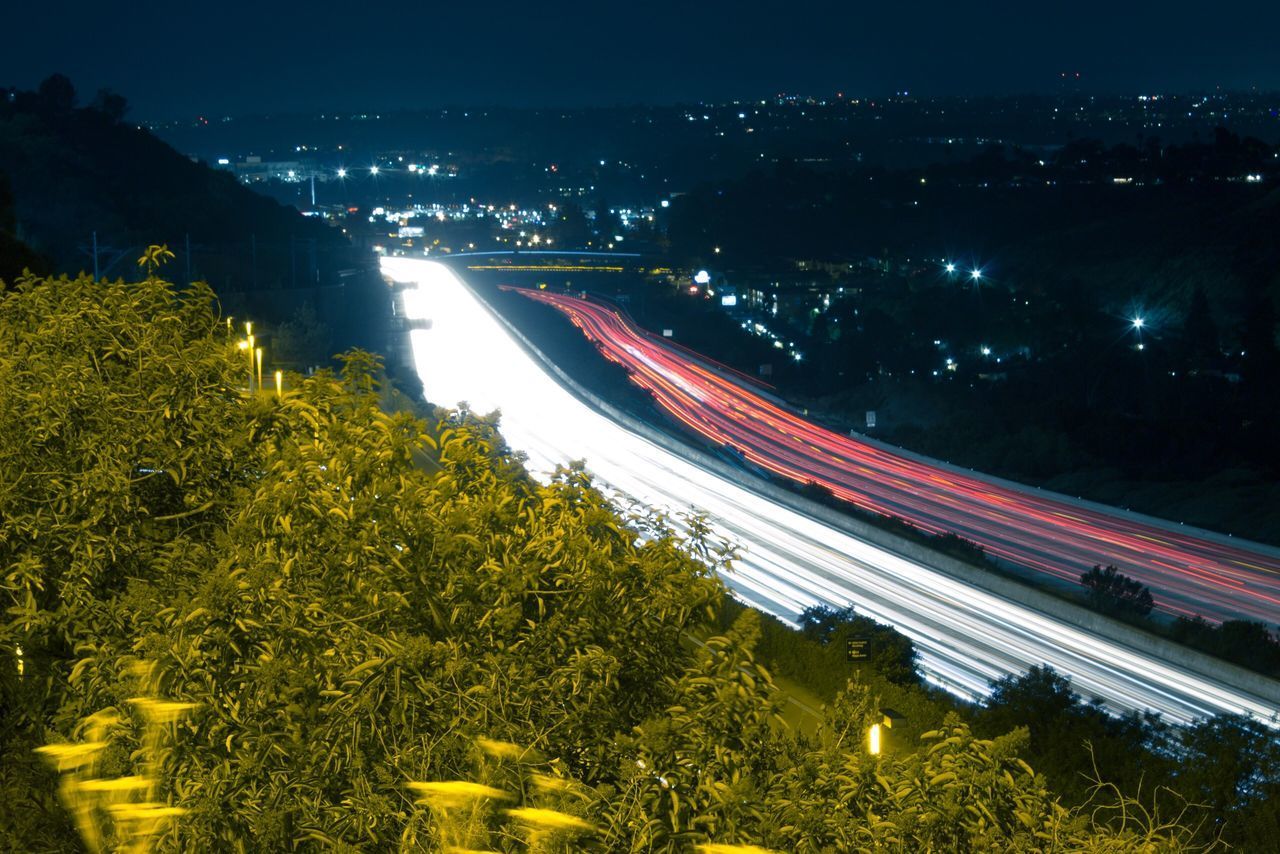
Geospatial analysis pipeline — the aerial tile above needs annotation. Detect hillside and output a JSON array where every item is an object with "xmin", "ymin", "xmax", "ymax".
[{"xmin": 0, "ymin": 75, "xmax": 346, "ymax": 292}]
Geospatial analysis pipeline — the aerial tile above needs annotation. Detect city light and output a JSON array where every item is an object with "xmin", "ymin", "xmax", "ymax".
[
  {"xmin": 944, "ymin": 262, "xmax": 956, "ymax": 273},
  {"xmin": 370, "ymin": 165, "xmax": 380, "ymax": 176},
  {"xmin": 694, "ymin": 270, "xmax": 711, "ymax": 285},
  {"xmin": 1132, "ymin": 316, "xmax": 1145, "ymax": 329},
  {"xmin": 970, "ymin": 269, "xmax": 982, "ymax": 281},
  {"xmin": 336, "ymin": 167, "xmax": 347, "ymax": 179},
  {"xmin": 868, "ymin": 723, "xmax": 882, "ymax": 755}
]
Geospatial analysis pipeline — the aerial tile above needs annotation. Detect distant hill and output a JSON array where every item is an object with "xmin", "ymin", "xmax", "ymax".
[{"xmin": 0, "ymin": 75, "xmax": 349, "ymax": 293}]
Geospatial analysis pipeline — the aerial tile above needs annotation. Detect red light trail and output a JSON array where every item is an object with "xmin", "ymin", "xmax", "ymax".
[{"xmin": 514, "ymin": 287, "xmax": 1280, "ymax": 626}]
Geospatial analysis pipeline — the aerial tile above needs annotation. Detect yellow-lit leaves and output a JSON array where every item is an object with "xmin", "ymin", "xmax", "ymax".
[
  {"xmin": 505, "ymin": 806, "xmax": 594, "ymax": 832},
  {"xmin": 407, "ymin": 780, "xmax": 512, "ymax": 809},
  {"xmin": 35, "ymin": 741, "xmax": 110, "ymax": 773},
  {"xmin": 128, "ymin": 697, "xmax": 199, "ymax": 725}
]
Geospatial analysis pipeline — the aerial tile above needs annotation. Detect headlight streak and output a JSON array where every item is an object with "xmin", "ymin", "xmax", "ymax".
[{"xmin": 382, "ymin": 258, "xmax": 1279, "ymax": 727}]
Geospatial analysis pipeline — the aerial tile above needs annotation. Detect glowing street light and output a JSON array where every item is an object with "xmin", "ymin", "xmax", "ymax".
[
  {"xmin": 944, "ymin": 262, "xmax": 956, "ymax": 274},
  {"xmin": 970, "ymin": 268, "xmax": 983, "ymax": 282},
  {"xmin": 275, "ymin": 369, "xmax": 283, "ymax": 399},
  {"xmin": 255, "ymin": 347, "xmax": 264, "ymax": 392},
  {"xmin": 336, "ymin": 167, "xmax": 347, "ymax": 179},
  {"xmin": 238, "ymin": 337, "xmax": 253, "ymax": 392},
  {"xmin": 868, "ymin": 722, "xmax": 882, "ymax": 755},
  {"xmin": 1131, "ymin": 316, "xmax": 1145, "ymax": 330},
  {"xmin": 369, "ymin": 165, "xmax": 380, "ymax": 176}
]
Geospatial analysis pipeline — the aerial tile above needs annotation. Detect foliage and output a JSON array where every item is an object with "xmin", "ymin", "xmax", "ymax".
[
  {"xmin": 797, "ymin": 604, "xmax": 919, "ymax": 686},
  {"xmin": 268, "ymin": 301, "xmax": 333, "ymax": 370},
  {"xmin": 0, "ymin": 270, "xmax": 1215, "ymax": 850},
  {"xmin": 1079, "ymin": 565, "xmax": 1155, "ymax": 618},
  {"xmin": 978, "ymin": 667, "xmax": 1174, "ymax": 808},
  {"xmin": 1175, "ymin": 714, "xmax": 1280, "ymax": 851},
  {"xmin": 1168, "ymin": 617, "xmax": 1280, "ymax": 678}
]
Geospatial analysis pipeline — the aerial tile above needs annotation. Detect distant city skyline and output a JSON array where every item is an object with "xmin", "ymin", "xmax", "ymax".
[{"xmin": 4, "ymin": 0, "xmax": 1280, "ymax": 119}]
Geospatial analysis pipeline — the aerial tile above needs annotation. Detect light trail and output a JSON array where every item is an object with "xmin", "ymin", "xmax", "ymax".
[
  {"xmin": 512, "ymin": 287, "xmax": 1280, "ymax": 627},
  {"xmin": 382, "ymin": 258, "xmax": 1280, "ymax": 725}
]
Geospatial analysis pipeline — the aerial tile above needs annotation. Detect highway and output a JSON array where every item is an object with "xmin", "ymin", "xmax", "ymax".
[
  {"xmin": 512, "ymin": 286, "xmax": 1280, "ymax": 628},
  {"xmin": 381, "ymin": 257, "xmax": 1279, "ymax": 725}
]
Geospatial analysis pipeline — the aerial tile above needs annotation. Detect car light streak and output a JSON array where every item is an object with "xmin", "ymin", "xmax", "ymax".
[
  {"xmin": 512, "ymin": 286, "xmax": 1280, "ymax": 628},
  {"xmin": 382, "ymin": 258, "xmax": 1279, "ymax": 726}
]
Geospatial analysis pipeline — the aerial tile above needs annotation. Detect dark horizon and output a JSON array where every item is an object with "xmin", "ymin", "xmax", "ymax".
[{"xmin": 5, "ymin": 0, "xmax": 1280, "ymax": 120}]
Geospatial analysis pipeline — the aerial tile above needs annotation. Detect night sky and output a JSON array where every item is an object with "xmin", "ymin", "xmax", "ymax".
[{"xmin": 4, "ymin": 0, "xmax": 1279, "ymax": 118}]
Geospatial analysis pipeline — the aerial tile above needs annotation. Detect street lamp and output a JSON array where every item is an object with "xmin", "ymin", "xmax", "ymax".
[
  {"xmin": 868, "ymin": 722, "xmax": 882, "ymax": 755},
  {"xmin": 244, "ymin": 334, "xmax": 256, "ymax": 392},
  {"xmin": 255, "ymin": 347, "xmax": 264, "ymax": 392},
  {"xmin": 337, "ymin": 167, "xmax": 347, "ymax": 179},
  {"xmin": 944, "ymin": 261, "xmax": 956, "ymax": 274},
  {"xmin": 275, "ymin": 370, "xmax": 283, "ymax": 399},
  {"xmin": 970, "ymin": 268, "xmax": 982, "ymax": 282}
]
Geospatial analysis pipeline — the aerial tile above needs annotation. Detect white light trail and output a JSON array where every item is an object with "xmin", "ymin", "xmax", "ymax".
[{"xmin": 383, "ymin": 258, "xmax": 1279, "ymax": 726}]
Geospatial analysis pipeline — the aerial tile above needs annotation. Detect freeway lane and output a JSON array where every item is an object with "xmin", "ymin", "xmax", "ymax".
[
  {"xmin": 381, "ymin": 258, "xmax": 1279, "ymax": 725},
  {"xmin": 512, "ymin": 287, "xmax": 1280, "ymax": 627}
]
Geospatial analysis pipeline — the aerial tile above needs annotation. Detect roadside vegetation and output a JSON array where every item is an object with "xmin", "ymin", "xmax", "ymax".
[{"xmin": 2, "ymin": 266, "xmax": 1244, "ymax": 850}]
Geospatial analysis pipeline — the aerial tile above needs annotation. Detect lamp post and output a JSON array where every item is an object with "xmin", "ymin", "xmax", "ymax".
[
  {"xmin": 255, "ymin": 347, "xmax": 264, "ymax": 392},
  {"xmin": 275, "ymin": 370, "xmax": 283, "ymax": 399},
  {"xmin": 247, "ymin": 334, "xmax": 256, "ymax": 392}
]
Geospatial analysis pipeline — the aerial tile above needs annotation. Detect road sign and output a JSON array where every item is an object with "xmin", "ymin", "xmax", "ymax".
[
  {"xmin": 866, "ymin": 410, "xmax": 877, "ymax": 428},
  {"xmin": 847, "ymin": 638, "xmax": 872, "ymax": 661}
]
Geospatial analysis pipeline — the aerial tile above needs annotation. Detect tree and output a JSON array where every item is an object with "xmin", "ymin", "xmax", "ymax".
[
  {"xmin": 2, "ymin": 270, "xmax": 1207, "ymax": 850},
  {"xmin": 1176, "ymin": 714, "xmax": 1280, "ymax": 848},
  {"xmin": 1080, "ymin": 564, "xmax": 1155, "ymax": 617},
  {"xmin": 1181, "ymin": 285, "xmax": 1218, "ymax": 367},
  {"xmin": 90, "ymin": 88, "xmax": 129, "ymax": 123},
  {"xmin": 1240, "ymin": 285, "xmax": 1280, "ymax": 389},
  {"xmin": 798, "ymin": 604, "xmax": 919, "ymax": 686},
  {"xmin": 552, "ymin": 201, "xmax": 590, "ymax": 248},
  {"xmin": 36, "ymin": 73, "xmax": 76, "ymax": 113},
  {"xmin": 592, "ymin": 198, "xmax": 620, "ymax": 242},
  {"xmin": 1170, "ymin": 617, "xmax": 1280, "ymax": 677},
  {"xmin": 0, "ymin": 174, "xmax": 47, "ymax": 283},
  {"xmin": 270, "ymin": 301, "xmax": 332, "ymax": 369},
  {"xmin": 979, "ymin": 666, "xmax": 1175, "ymax": 810}
]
